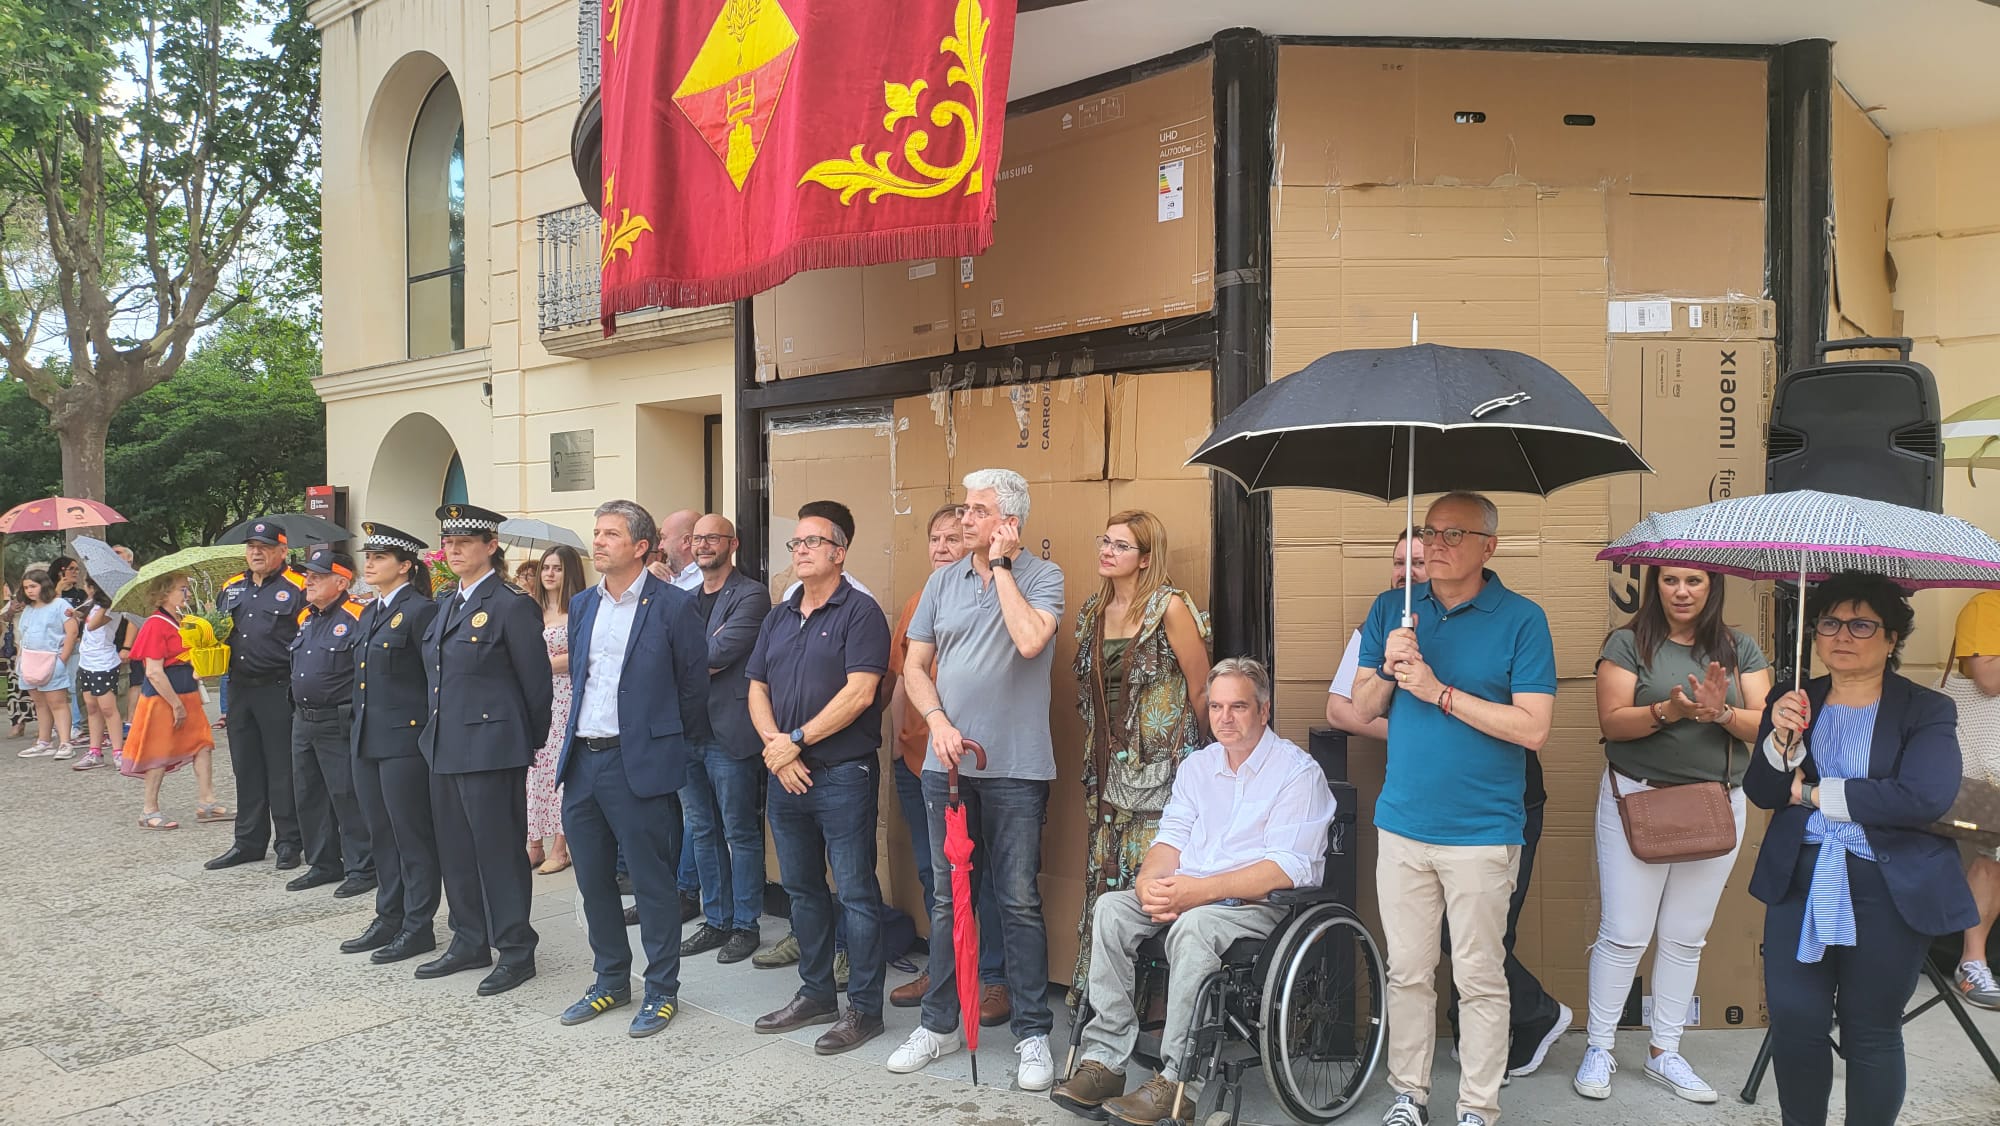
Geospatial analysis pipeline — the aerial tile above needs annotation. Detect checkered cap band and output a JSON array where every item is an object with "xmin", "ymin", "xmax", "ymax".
[
  {"xmin": 361, "ymin": 523, "xmax": 425, "ymax": 554},
  {"xmin": 440, "ymin": 517, "xmax": 498, "ymax": 537}
]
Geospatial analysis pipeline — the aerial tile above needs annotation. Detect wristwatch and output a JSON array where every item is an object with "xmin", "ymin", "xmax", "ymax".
[
  {"xmin": 991, "ymin": 554, "xmax": 1013, "ymax": 571},
  {"xmin": 790, "ymin": 727, "xmax": 806, "ymax": 746}
]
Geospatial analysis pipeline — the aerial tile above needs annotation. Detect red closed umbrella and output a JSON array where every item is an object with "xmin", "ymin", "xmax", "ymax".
[
  {"xmin": 944, "ymin": 739, "xmax": 989, "ymax": 1084},
  {"xmin": 0, "ymin": 497, "xmax": 125, "ymax": 534}
]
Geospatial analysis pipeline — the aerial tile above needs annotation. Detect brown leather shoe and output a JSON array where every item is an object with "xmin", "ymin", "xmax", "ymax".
[
  {"xmin": 980, "ymin": 984, "xmax": 1011, "ymax": 1027},
  {"xmin": 754, "ymin": 993, "xmax": 838, "ymax": 1034},
  {"xmin": 1049, "ymin": 1060, "xmax": 1126, "ymax": 1118},
  {"xmin": 1103, "ymin": 1075, "xmax": 1192, "ymax": 1126},
  {"xmin": 813, "ymin": 1008, "xmax": 886, "ymax": 1055},
  {"xmin": 890, "ymin": 972, "xmax": 930, "ymax": 1008}
]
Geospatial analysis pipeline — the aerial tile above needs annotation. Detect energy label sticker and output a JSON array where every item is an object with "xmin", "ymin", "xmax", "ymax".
[{"xmin": 1158, "ymin": 159, "xmax": 1185, "ymax": 222}]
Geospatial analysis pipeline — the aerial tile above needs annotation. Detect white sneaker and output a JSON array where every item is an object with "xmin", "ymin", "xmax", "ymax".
[
  {"xmin": 1645, "ymin": 1051, "xmax": 1718, "ymax": 1103},
  {"xmin": 1014, "ymin": 1034, "xmax": 1054, "ymax": 1091},
  {"xmin": 51, "ymin": 742, "xmax": 75, "ymax": 760},
  {"xmin": 1455, "ymin": 1116, "xmax": 1489, "ymax": 1126},
  {"xmin": 1381, "ymin": 1093, "xmax": 1429, "ymax": 1126},
  {"xmin": 886, "ymin": 1025, "xmax": 961, "ymax": 1074},
  {"xmin": 1573, "ymin": 1045, "xmax": 1616, "ymax": 1099},
  {"xmin": 19, "ymin": 741, "xmax": 57, "ymax": 758}
]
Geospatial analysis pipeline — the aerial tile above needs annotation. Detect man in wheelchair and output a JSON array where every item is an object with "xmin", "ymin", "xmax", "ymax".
[{"xmin": 1052, "ymin": 658, "xmax": 1338, "ymax": 1124}]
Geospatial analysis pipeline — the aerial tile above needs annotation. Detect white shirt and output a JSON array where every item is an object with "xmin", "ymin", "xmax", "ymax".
[
  {"xmin": 673, "ymin": 562, "xmax": 702, "ymax": 591},
  {"xmin": 574, "ymin": 577, "xmax": 643, "ymax": 738},
  {"xmin": 1328, "ymin": 628, "xmax": 1364, "ymax": 699},
  {"xmin": 457, "ymin": 569, "xmax": 496, "ymax": 603},
  {"xmin": 1155, "ymin": 726, "xmax": 1338, "ymax": 890},
  {"xmin": 375, "ymin": 582, "xmax": 409, "ymax": 614},
  {"xmin": 782, "ymin": 573, "xmax": 874, "ymax": 602}
]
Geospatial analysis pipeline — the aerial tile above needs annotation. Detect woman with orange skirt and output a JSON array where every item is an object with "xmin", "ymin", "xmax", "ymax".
[{"xmin": 120, "ymin": 572, "xmax": 224, "ymax": 830}]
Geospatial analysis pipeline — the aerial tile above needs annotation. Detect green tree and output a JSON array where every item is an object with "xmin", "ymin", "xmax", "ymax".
[
  {"xmin": 0, "ymin": 0, "xmax": 319, "ymax": 512},
  {"xmin": 0, "ymin": 378, "xmax": 60, "ymax": 507},
  {"xmin": 106, "ymin": 308, "xmax": 324, "ymax": 554}
]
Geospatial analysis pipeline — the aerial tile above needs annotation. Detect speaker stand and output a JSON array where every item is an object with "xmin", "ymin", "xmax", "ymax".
[{"xmin": 1738, "ymin": 961, "xmax": 2000, "ymax": 1104}]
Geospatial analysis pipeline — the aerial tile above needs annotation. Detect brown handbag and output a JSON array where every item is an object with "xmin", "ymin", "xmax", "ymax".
[{"xmin": 1609, "ymin": 686, "xmax": 1742, "ymax": 864}]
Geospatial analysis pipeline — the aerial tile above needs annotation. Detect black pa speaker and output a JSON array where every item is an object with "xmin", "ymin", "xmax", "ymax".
[{"xmin": 1765, "ymin": 337, "xmax": 1943, "ymax": 511}]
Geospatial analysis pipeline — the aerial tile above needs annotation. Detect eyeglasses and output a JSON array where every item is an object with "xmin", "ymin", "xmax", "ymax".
[
  {"xmin": 1093, "ymin": 535, "xmax": 1140, "ymax": 555},
  {"xmin": 690, "ymin": 534, "xmax": 732, "ymax": 546},
  {"xmin": 960, "ymin": 504, "xmax": 997, "ymax": 520},
  {"xmin": 1413, "ymin": 527, "xmax": 1494, "ymax": 547},
  {"xmin": 1814, "ymin": 615, "xmax": 1883, "ymax": 640},
  {"xmin": 785, "ymin": 535, "xmax": 845, "ymax": 553}
]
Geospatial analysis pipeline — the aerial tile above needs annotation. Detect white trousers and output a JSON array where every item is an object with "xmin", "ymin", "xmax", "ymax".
[{"xmin": 1586, "ymin": 770, "xmax": 1748, "ymax": 1051}]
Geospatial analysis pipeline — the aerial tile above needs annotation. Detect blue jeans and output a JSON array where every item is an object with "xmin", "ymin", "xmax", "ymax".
[
  {"xmin": 682, "ymin": 743, "xmax": 765, "ymax": 931},
  {"xmin": 768, "ymin": 758, "xmax": 887, "ymax": 1013},
  {"xmin": 218, "ymin": 674, "xmax": 230, "ymax": 716},
  {"xmin": 918, "ymin": 771, "xmax": 1052, "ymax": 1039},
  {"xmin": 1764, "ymin": 845, "xmax": 1928, "ymax": 1126},
  {"xmin": 894, "ymin": 758, "xmax": 1004, "ymax": 983}
]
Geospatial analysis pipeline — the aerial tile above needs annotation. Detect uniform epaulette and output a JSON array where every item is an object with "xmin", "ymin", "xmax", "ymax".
[
  {"xmin": 339, "ymin": 599, "xmax": 365, "ymax": 619},
  {"xmin": 224, "ymin": 572, "xmax": 248, "ymax": 586},
  {"xmin": 282, "ymin": 569, "xmax": 307, "ymax": 588},
  {"xmin": 295, "ymin": 607, "xmax": 311, "ymax": 627}
]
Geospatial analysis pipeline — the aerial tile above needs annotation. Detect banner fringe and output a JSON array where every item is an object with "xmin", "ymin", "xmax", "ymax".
[{"xmin": 601, "ymin": 222, "xmax": 994, "ymax": 335}]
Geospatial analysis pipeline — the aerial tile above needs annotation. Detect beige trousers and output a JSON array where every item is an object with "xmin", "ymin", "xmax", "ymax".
[{"xmin": 1377, "ymin": 828, "xmax": 1520, "ymax": 1125}]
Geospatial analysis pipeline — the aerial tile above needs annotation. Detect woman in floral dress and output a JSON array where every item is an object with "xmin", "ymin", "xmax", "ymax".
[
  {"xmin": 1070, "ymin": 510, "xmax": 1211, "ymax": 999},
  {"xmin": 527, "ymin": 543, "xmax": 586, "ymax": 874}
]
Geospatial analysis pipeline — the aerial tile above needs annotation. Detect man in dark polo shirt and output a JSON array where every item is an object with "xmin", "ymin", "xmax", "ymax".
[
  {"xmin": 745, "ymin": 510, "xmax": 892, "ymax": 1056},
  {"xmin": 208, "ymin": 518, "xmax": 309, "ymax": 872}
]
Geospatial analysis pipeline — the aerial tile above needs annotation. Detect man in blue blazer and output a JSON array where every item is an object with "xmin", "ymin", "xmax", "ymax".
[
  {"xmin": 556, "ymin": 499, "xmax": 713, "ymax": 1038},
  {"xmin": 678, "ymin": 513, "xmax": 774, "ymax": 965}
]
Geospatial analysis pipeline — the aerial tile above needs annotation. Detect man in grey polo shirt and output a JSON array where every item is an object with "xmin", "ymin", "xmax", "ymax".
[{"xmin": 888, "ymin": 467, "xmax": 1065, "ymax": 1091}]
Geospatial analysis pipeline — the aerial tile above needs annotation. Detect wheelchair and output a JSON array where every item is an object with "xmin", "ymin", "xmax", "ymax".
[{"xmin": 1061, "ymin": 778, "xmax": 1387, "ymax": 1125}]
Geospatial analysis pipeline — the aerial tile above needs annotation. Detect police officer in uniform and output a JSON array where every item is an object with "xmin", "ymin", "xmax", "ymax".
[
  {"xmin": 416, "ymin": 503, "xmax": 554, "ymax": 996},
  {"xmin": 208, "ymin": 519, "xmax": 309, "ymax": 872},
  {"xmin": 286, "ymin": 546, "xmax": 374, "ymax": 896},
  {"xmin": 342, "ymin": 523, "xmax": 444, "ymax": 963}
]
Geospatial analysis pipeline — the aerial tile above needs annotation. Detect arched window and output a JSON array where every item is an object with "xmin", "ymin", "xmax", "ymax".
[
  {"xmin": 407, "ymin": 77, "xmax": 465, "ymax": 358},
  {"xmin": 442, "ymin": 452, "xmax": 468, "ymax": 506}
]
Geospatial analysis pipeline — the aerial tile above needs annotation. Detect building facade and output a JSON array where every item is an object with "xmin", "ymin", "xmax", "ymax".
[{"xmin": 311, "ymin": 0, "xmax": 733, "ymax": 542}]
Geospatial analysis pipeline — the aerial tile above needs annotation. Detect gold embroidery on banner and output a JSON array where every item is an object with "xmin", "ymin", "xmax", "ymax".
[
  {"xmin": 606, "ymin": 0, "xmax": 627, "ymax": 53},
  {"xmin": 798, "ymin": 0, "xmax": 992, "ymax": 204},
  {"xmin": 600, "ymin": 173, "xmax": 653, "ymax": 268}
]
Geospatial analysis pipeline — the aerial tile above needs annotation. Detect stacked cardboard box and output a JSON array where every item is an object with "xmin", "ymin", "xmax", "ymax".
[{"xmin": 1269, "ymin": 43, "xmax": 1776, "ymax": 1031}]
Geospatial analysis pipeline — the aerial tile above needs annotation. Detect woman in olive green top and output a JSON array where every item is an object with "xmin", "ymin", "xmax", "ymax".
[
  {"xmin": 1575, "ymin": 566, "xmax": 1773, "ymax": 1105},
  {"xmin": 1071, "ymin": 510, "xmax": 1210, "ymax": 999}
]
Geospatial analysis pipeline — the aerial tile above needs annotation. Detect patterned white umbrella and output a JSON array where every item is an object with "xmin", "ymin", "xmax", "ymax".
[{"xmin": 1598, "ymin": 489, "xmax": 2000, "ymax": 686}]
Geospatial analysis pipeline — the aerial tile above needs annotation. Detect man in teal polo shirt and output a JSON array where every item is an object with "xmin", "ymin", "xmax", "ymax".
[{"xmin": 1352, "ymin": 492, "xmax": 1557, "ymax": 1126}]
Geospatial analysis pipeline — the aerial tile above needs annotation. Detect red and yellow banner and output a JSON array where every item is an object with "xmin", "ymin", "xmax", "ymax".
[{"xmin": 599, "ymin": 0, "xmax": 1019, "ymax": 322}]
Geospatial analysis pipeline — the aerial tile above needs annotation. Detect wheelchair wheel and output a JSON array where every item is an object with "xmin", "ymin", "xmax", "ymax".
[{"xmin": 1256, "ymin": 902, "xmax": 1386, "ymax": 1122}]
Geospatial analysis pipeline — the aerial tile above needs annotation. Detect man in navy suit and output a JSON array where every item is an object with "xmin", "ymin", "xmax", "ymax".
[{"xmin": 557, "ymin": 499, "xmax": 712, "ymax": 1038}]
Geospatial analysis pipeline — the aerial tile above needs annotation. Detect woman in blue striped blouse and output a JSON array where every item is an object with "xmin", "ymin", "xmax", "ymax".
[{"xmin": 1746, "ymin": 571, "xmax": 1976, "ymax": 1126}]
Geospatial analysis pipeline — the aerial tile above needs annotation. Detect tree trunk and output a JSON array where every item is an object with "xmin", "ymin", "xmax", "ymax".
[{"xmin": 52, "ymin": 401, "xmax": 113, "ymax": 540}]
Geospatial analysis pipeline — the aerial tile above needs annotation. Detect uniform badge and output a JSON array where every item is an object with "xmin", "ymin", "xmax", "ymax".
[
  {"xmin": 391, "ymin": 612, "xmax": 404, "ymax": 628},
  {"xmin": 276, "ymin": 589, "xmax": 291, "ymax": 602},
  {"xmin": 470, "ymin": 611, "xmax": 489, "ymax": 628},
  {"xmin": 333, "ymin": 623, "xmax": 349, "ymax": 636}
]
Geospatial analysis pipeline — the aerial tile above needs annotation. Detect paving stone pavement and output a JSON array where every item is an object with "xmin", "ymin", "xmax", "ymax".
[{"xmin": 3, "ymin": 723, "xmax": 1997, "ymax": 1124}]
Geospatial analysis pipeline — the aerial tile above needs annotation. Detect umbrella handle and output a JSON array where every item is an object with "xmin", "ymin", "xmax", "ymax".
[{"xmin": 946, "ymin": 738, "xmax": 988, "ymax": 804}]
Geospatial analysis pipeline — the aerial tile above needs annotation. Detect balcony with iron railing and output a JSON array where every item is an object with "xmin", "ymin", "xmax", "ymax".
[{"xmin": 535, "ymin": 203, "xmax": 731, "ymax": 357}]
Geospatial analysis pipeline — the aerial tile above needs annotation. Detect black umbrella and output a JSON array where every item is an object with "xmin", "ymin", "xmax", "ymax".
[
  {"xmin": 215, "ymin": 512, "xmax": 353, "ymax": 547},
  {"xmin": 1188, "ymin": 342, "xmax": 1649, "ymax": 623}
]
